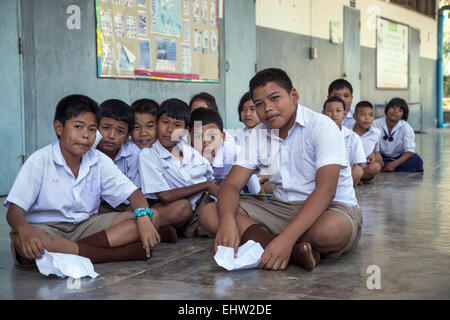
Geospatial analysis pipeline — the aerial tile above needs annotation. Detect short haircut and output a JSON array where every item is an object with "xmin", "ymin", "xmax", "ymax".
[
  {"xmin": 328, "ymin": 79, "xmax": 353, "ymax": 95},
  {"xmin": 355, "ymin": 100, "xmax": 374, "ymax": 113},
  {"xmin": 158, "ymin": 98, "xmax": 190, "ymax": 127},
  {"xmin": 99, "ymin": 99, "xmax": 134, "ymax": 132},
  {"xmin": 323, "ymin": 96, "xmax": 346, "ymax": 111},
  {"xmin": 190, "ymin": 107, "xmax": 224, "ymax": 132},
  {"xmin": 249, "ymin": 68, "xmax": 293, "ymax": 98},
  {"xmin": 189, "ymin": 92, "xmax": 218, "ymax": 112},
  {"xmin": 385, "ymin": 97, "xmax": 409, "ymax": 121},
  {"xmin": 238, "ymin": 91, "xmax": 253, "ymax": 122},
  {"xmin": 54, "ymin": 94, "xmax": 100, "ymax": 126},
  {"xmin": 131, "ymin": 98, "xmax": 159, "ymax": 116}
]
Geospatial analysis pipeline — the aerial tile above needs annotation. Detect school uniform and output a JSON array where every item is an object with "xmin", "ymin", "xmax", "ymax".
[
  {"xmin": 113, "ymin": 140, "xmax": 141, "ymax": 188},
  {"xmin": 235, "ymin": 104, "xmax": 362, "ymax": 261},
  {"xmin": 342, "ymin": 126, "xmax": 366, "ymax": 165},
  {"xmin": 234, "ymin": 127, "xmax": 250, "ymax": 147},
  {"xmin": 342, "ymin": 105, "xmax": 356, "ymax": 129},
  {"xmin": 139, "ymin": 139, "xmax": 214, "ymax": 237},
  {"xmin": 96, "ymin": 139, "xmax": 141, "ymax": 213},
  {"xmin": 212, "ymin": 130, "xmax": 261, "ymax": 194},
  {"xmin": 354, "ymin": 125, "xmax": 381, "ymax": 160},
  {"xmin": 4, "ymin": 141, "xmax": 136, "ymax": 253},
  {"xmin": 372, "ymin": 117, "xmax": 423, "ymax": 172}
]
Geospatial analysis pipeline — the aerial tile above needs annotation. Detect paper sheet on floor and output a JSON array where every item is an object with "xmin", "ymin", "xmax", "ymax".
[
  {"xmin": 214, "ymin": 240, "xmax": 264, "ymax": 271},
  {"xmin": 36, "ymin": 249, "xmax": 99, "ymax": 279}
]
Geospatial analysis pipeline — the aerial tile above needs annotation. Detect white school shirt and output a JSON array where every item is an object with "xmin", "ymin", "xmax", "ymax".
[
  {"xmin": 236, "ymin": 104, "xmax": 358, "ymax": 207},
  {"xmin": 354, "ymin": 125, "xmax": 381, "ymax": 159},
  {"xmin": 139, "ymin": 139, "xmax": 214, "ymax": 210},
  {"xmin": 4, "ymin": 141, "xmax": 137, "ymax": 224},
  {"xmin": 372, "ymin": 117, "xmax": 415, "ymax": 158},
  {"xmin": 212, "ymin": 131, "xmax": 261, "ymax": 194},
  {"xmin": 342, "ymin": 126, "xmax": 366, "ymax": 165},
  {"xmin": 342, "ymin": 105, "xmax": 356, "ymax": 129},
  {"xmin": 113, "ymin": 140, "xmax": 141, "ymax": 188}
]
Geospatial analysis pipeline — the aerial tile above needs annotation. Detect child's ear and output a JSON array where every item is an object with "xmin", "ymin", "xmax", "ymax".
[
  {"xmin": 54, "ymin": 120, "xmax": 63, "ymax": 138},
  {"xmin": 353, "ymin": 112, "xmax": 357, "ymax": 120}
]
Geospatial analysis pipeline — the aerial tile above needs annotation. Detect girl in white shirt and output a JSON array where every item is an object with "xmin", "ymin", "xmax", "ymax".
[{"xmin": 372, "ymin": 98, "xmax": 423, "ymax": 172}]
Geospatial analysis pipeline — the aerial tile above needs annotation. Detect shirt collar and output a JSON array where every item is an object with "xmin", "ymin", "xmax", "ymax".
[
  {"xmin": 381, "ymin": 117, "xmax": 405, "ymax": 134},
  {"xmin": 52, "ymin": 141, "xmax": 98, "ymax": 180},
  {"xmin": 114, "ymin": 140, "xmax": 134, "ymax": 162},
  {"xmin": 154, "ymin": 138, "xmax": 195, "ymax": 164}
]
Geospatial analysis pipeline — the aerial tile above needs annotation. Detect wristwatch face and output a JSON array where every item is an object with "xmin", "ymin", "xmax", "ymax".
[{"xmin": 136, "ymin": 207, "xmax": 147, "ymax": 214}]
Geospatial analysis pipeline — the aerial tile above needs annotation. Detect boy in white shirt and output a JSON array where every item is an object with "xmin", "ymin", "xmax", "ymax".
[
  {"xmin": 352, "ymin": 101, "xmax": 384, "ymax": 182},
  {"xmin": 130, "ymin": 98, "xmax": 159, "ymax": 150},
  {"xmin": 139, "ymin": 98, "xmax": 220, "ymax": 238},
  {"xmin": 327, "ymin": 79, "xmax": 356, "ymax": 129},
  {"xmin": 189, "ymin": 108, "xmax": 264, "ymax": 199},
  {"xmin": 4, "ymin": 94, "xmax": 163, "ymax": 268},
  {"xmin": 372, "ymin": 98, "xmax": 423, "ymax": 172},
  {"xmin": 97, "ymin": 99, "xmax": 140, "ymax": 212},
  {"xmin": 199, "ymin": 68, "xmax": 362, "ymax": 271},
  {"xmin": 323, "ymin": 96, "xmax": 366, "ymax": 185}
]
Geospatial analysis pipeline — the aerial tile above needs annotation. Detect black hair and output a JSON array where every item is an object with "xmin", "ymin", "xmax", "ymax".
[
  {"xmin": 158, "ymin": 98, "xmax": 190, "ymax": 128},
  {"xmin": 238, "ymin": 91, "xmax": 253, "ymax": 122},
  {"xmin": 323, "ymin": 96, "xmax": 346, "ymax": 111},
  {"xmin": 190, "ymin": 107, "xmax": 224, "ymax": 132},
  {"xmin": 131, "ymin": 98, "xmax": 159, "ymax": 116},
  {"xmin": 355, "ymin": 100, "xmax": 374, "ymax": 113},
  {"xmin": 385, "ymin": 97, "xmax": 409, "ymax": 121},
  {"xmin": 249, "ymin": 68, "xmax": 293, "ymax": 98},
  {"xmin": 99, "ymin": 99, "xmax": 134, "ymax": 132},
  {"xmin": 54, "ymin": 95, "xmax": 100, "ymax": 140},
  {"xmin": 327, "ymin": 79, "xmax": 353, "ymax": 96},
  {"xmin": 189, "ymin": 92, "xmax": 219, "ymax": 112}
]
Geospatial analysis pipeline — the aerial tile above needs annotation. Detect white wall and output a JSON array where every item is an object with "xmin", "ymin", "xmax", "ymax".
[{"xmin": 256, "ymin": 0, "xmax": 437, "ymax": 59}]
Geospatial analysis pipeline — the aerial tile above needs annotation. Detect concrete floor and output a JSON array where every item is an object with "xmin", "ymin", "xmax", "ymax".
[{"xmin": 1, "ymin": 129, "xmax": 449, "ymax": 300}]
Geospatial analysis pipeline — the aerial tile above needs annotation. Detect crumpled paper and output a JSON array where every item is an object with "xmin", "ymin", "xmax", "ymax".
[
  {"xmin": 214, "ymin": 240, "xmax": 264, "ymax": 271},
  {"xmin": 36, "ymin": 249, "xmax": 99, "ymax": 279}
]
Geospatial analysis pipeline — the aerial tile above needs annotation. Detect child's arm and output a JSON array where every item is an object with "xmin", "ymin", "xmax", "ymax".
[
  {"xmin": 259, "ymin": 164, "xmax": 340, "ymax": 270},
  {"xmin": 215, "ymin": 165, "xmax": 255, "ymax": 254},
  {"xmin": 382, "ymin": 152, "xmax": 413, "ymax": 172},
  {"xmin": 127, "ymin": 189, "xmax": 160, "ymax": 257},
  {"xmin": 6, "ymin": 204, "xmax": 45, "ymax": 260},
  {"xmin": 156, "ymin": 180, "xmax": 219, "ymax": 204}
]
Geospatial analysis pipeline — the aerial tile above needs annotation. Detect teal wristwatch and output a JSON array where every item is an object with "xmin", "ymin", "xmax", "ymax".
[{"xmin": 134, "ymin": 207, "xmax": 155, "ymax": 221}]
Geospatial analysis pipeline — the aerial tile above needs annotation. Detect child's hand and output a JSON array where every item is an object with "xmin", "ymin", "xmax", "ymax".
[
  {"xmin": 382, "ymin": 161, "xmax": 397, "ymax": 172},
  {"xmin": 207, "ymin": 180, "xmax": 221, "ymax": 197},
  {"xmin": 16, "ymin": 225, "xmax": 45, "ymax": 260},
  {"xmin": 258, "ymin": 235, "xmax": 293, "ymax": 271},
  {"xmin": 136, "ymin": 217, "xmax": 160, "ymax": 258},
  {"xmin": 214, "ymin": 219, "xmax": 240, "ymax": 257},
  {"xmin": 367, "ymin": 152, "xmax": 376, "ymax": 163}
]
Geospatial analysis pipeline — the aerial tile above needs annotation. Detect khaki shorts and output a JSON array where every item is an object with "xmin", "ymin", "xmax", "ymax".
[
  {"xmin": 183, "ymin": 193, "xmax": 215, "ymax": 238},
  {"xmin": 10, "ymin": 212, "xmax": 122, "ymax": 269},
  {"xmin": 239, "ymin": 197, "xmax": 363, "ymax": 261},
  {"xmin": 98, "ymin": 200, "xmax": 129, "ymax": 213}
]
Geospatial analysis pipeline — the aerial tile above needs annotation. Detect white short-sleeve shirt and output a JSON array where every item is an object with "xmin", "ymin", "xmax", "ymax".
[
  {"xmin": 354, "ymin": 125, "xmax": 381, "ymax": 159},
  {"xmin": 372, "ymin": 117, "xmax": 416, "ymax": 158},
  {"xmin": 342, "ymin": 105, "xmax": 356, "ymax": 129},
  {"xmin": 342, "ymin": 126, "xmax": 366, "ymax": 165},
  {"xmin": 113, "ymin": 140, "xmax": 141, "ymax": 188},
  {"xmin": 139, "ymin": 139, "xmax": 214, "ymax": 210},
  {"xmin": 4, "ymin": 141, "xmax": 137, "ymax": 224},
  {"xmin": 212, "ymin": 131, "xmax": 261, "ymax": 194},
  {"xmin": 236, "ymin": 104, "xmax": 358, "ymax": 207}
]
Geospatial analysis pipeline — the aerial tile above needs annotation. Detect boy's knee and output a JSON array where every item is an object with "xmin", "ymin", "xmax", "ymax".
[
  {"xmin": 199, "ymin": 203, "xmax": 218, "ymax": 231},
  {"xmin": 173, "ymin": 199, "xmax": 193, "ymax": 221}
]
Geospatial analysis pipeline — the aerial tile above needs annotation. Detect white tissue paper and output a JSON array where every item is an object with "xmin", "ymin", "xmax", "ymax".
[
  {"xmin": 36, "ymin": 249, "xmax": 99, "ymax": 279},
  {"xmin": 214, "ymin": 240, "xmax": 264, "ymax": 271}
]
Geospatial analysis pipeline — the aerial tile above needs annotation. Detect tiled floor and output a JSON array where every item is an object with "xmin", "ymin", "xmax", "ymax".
[{"xmin": 1, "ymin": 129, "xmax": 449, "ymax": 300}]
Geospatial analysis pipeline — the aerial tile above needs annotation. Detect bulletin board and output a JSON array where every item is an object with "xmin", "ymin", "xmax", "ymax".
[
  {"xmin": 95, "ymin": 0, "xmax": 220, "ymax": 82},
  {"xmin": 376, "ymin": 17, "xmax": 409, "ymax": 89}
]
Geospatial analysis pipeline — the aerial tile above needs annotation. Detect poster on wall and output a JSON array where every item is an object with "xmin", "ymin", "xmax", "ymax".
[
  {"xmin": 376, "ymin": 17, "xmax": 409, "ymax": 89},
  {"xmin": 95, "ymin": 0, "xmax": 220, "ymax": 82}
]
